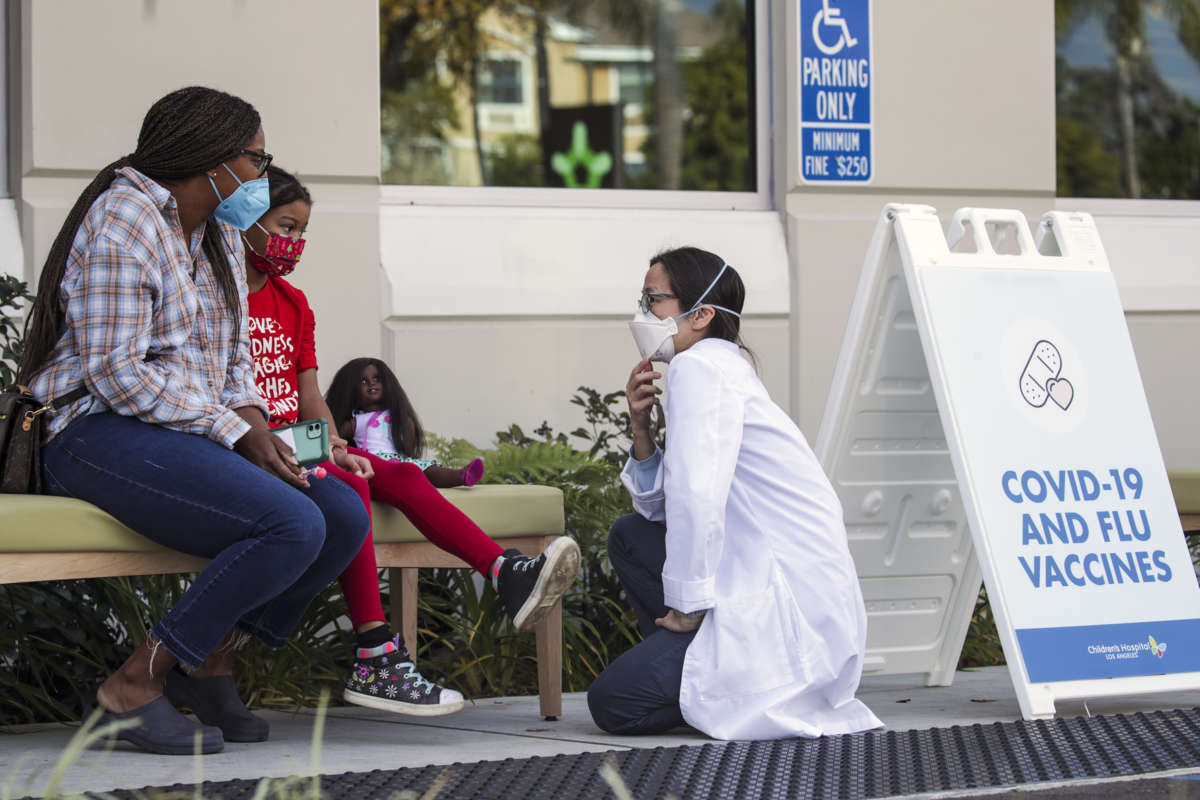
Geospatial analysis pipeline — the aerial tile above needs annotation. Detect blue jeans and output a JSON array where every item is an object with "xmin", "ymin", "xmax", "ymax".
[
  {"xmin": 588, "ymin": 513, "xmax": 697, "ymax": 735},
  {"xmin": 42, "ymin": 412, "xmax": 369, "ymax": 669}
]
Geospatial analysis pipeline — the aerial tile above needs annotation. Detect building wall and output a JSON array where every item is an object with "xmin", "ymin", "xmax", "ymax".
[
  {"xmin": 781, "ymin": 0, "xmax": 1056, "ymax": 434},
  {"xmin": 7, "ymin": 0, "xmax": 1197, "ymax": 470},
  {"xmin": 12, "ymin": 0, "xmax": 382, "ymax": 372}
]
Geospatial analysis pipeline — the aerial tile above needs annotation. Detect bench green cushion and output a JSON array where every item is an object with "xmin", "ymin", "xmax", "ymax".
[
  {"xmin": 1169, "ymin": 470, "xmax": 1200, "ymax": 515},
  {"xmin": 0, "ymin": 485, "xmax": 564, "ymax": 553}
]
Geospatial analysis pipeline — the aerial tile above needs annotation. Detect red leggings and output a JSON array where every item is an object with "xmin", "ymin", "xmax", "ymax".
[{"xmin": 323, "ymin": 447, "xmax": 504, "ymax": 629}]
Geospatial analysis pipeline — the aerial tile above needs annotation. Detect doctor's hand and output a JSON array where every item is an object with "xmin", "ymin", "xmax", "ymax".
[
  {"xmin": 655, "ymin": 609, "xmax": 705, "ymax": 633},
  {"xmin": 627, "ymin": 359, "xmax": 662, "ymax": 461},
  {"xmin": 626, "ymin": 359, "xmax": 662, "ymax": 431}
]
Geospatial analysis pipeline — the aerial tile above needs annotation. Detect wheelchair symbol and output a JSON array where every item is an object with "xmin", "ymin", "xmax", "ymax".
[{"xmin": 812, "ymin": 0, "xmax": 859, "ymax": 56}]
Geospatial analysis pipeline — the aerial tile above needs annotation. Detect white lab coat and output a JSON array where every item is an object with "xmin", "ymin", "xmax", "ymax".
[{"xmin": 621, "ymin": 338, "xmax": 882, "ymax": 740}]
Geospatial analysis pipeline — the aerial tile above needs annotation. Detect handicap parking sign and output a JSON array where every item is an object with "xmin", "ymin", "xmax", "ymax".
[{"xmin": 799, "ymin": 0, "xmax": 873, "ymax": 184}]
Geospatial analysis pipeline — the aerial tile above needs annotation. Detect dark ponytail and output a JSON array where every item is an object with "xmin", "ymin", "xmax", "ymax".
[
  {"xmin": 18, "ymin": 86, "xmax": 261, "ymax": 384},
  {"xmin": 265, "ymin": 164, "xmax": 312, "ymax": 211},
  {"xmin": 653, "ymin": 246, "xmax": 758, "ymax": 367}
]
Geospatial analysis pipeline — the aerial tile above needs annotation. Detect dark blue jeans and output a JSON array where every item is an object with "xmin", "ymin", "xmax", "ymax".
[
  {"xmin": 42, "ymin": 412, "xmax": 369, "ymax": 669},
  {"xmin": 588, "ymin": 513, "xmax": 697, "ymax": 735}
]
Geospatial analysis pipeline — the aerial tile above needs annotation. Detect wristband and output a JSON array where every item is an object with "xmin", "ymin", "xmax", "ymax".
[{"xmin": 673, "ymin": 608, "xmax": 708, "ymax": 621}]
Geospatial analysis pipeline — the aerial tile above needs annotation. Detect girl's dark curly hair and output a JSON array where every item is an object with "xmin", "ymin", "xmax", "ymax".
[{"xmin": 325, "ymin": 358, "xmax": 425, "ymax": 458}]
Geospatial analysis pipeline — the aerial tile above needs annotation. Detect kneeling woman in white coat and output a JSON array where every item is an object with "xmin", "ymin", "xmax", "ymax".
[{"xmin": 587, "ymin": 248, "xmax": 882, "ymax": 741}]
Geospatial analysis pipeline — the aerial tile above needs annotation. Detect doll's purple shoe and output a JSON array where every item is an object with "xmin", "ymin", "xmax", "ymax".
[
  {"xmin": 461, "ymin": 457, "xmax": 485, "ymax": 487},
  {"xmin": 91, "ymin": 696, "xmax": 223, "ymax": 755}
]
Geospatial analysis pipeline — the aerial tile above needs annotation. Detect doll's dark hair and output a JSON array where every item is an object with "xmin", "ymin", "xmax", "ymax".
[
  {"xmin": 19, "ymin": 86, "xmax": 260, "ymax": 384},
  {"xmin": 325, "ymin": 358, "xmax": 425, "ymax": 458}
]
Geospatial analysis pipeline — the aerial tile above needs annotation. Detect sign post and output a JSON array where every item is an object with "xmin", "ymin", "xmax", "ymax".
[
  {"xmin": 799, "ymin": 0, "xmax": 873, "ymax": 184},
  {"xmin": 819, "ymin": 204, "xmax": 1200, "ymax": 718}
]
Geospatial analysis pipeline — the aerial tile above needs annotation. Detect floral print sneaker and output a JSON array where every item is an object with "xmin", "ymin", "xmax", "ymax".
[{"xmin": 343, "ymin": 636, "xmax": 464, "ymax": 716}]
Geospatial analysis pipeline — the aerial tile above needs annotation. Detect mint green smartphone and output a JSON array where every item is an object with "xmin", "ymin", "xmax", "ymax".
[{"xmin": 271, "ymin": 418, "xmax": 330, "ymax": 466}]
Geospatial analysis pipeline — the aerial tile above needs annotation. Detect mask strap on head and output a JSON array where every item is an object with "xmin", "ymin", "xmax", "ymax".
[
  {"xmin": 677, "ymin": 262, "xmax": 742, "ymax": 319},
  {"xmin": 223, "ymin": 162, "xmax": 247, "ymax": 187},
  {"xmin": 208, "ymin": 162, "xmax": 247, "ymax": 202}
]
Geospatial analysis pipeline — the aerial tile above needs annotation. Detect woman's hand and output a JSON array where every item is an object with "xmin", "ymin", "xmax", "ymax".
[
  {"xmin": 334, "ymin": 448, "xmax": 374, "ymax": 479},
  {"xmin": 654, "ymin": 609, "xmax": 705, "ymax": 633},
  {"xmin": 626, "ymin": 359, "xmax": 662, "ymax": 460},
  {"xmin": 234, "ymin": 427, "xmax": 309, "ymax": 488}
]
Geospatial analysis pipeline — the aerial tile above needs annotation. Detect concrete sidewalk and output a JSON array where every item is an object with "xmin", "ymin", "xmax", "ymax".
[{"xmin": 2, "ymin": 667, "xmax": 1199, "ymax": 798}]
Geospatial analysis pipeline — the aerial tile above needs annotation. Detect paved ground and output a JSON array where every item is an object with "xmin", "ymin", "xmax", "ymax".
[{"xmin": 2, "ymin": 667, "xmax": 1199, "ymax": 798}]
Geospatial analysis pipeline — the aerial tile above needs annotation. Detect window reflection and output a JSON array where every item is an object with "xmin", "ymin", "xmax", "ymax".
[
  {"xmin": 380, "ymin": 0, "xmax": 756, "ymax": 191},
  {"xmin": 1057, "ymin": 0, "xmax": 1200, "ymax": 199}
]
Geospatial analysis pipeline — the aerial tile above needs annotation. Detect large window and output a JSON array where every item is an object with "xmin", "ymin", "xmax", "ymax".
[
  {"xmin": 478, "ymin": 59, "xmax": 524, "ymax": 105},
  {"xmin": 379, "ymin": 0, "xmax": 758, "ymax": 193},
  {"xmin": 1057, "ymin": 0, "xmax": 1200, "ymax": 199}
]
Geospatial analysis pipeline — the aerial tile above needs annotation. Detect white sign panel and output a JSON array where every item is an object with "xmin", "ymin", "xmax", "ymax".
[{"xmin": 825, "ymin": 204, "xmax": 1200, "ymax": 718}]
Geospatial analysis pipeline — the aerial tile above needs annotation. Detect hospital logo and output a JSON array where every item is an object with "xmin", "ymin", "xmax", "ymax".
[
  {"xmin": 1149, "ymin": 635, "xmax": 1167, "ymax": 658},
  {"xmin": 1019, "ymin": 339, "xmax": 1074, "ymax": 411}
]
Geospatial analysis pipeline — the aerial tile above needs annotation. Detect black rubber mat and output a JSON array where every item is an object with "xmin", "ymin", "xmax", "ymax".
[{"xmin": 98, "ymin": 707, "xmax": 1200, "ymax": 800}]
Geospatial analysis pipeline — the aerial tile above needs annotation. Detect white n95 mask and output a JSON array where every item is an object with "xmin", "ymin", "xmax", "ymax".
[
  {"xmin": 629, "ymin": 307, "xmax": 679, "ymax": 363},
  {"xmin": 628, "ymin": 261, "xmax": 743, "ymax": 363}
]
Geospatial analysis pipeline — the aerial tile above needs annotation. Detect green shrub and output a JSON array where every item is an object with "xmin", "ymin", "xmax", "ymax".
[{"xmin": 0, "ymin": 274, "xmax": 33, "ymax": 388}]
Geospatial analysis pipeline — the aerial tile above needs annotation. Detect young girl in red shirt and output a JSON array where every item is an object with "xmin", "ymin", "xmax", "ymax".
[{"xmin": 242, "ymin": 166, "xmax": 579, "ymax": 716}]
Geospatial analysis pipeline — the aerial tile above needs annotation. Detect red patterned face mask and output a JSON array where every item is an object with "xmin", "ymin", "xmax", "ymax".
[{"xmin": 243, "ymin": 226, "xmax": 305, "ymax": 277}]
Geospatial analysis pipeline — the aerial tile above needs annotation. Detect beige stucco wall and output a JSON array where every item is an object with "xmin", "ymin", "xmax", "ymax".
[
  {"xmin": 8, "ymin": 0, "xmax": 1196, "ymax": 470},
  {"xmin": 13, "ymin": 0, "xmax": 382, "ymax": 372},
  {"xmin": 780, "ymin": 0, "xmax": 1057, "ymax": 435}
]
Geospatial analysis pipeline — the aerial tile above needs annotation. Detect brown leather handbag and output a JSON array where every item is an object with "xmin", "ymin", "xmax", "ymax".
[{"xmin": 0, "ymin": 385, "xmax": 87, "ymax": 494}]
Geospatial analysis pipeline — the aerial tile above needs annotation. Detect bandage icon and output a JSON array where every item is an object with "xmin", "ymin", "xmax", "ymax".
[{"xmin": 1019, "ymin": 340, "xmax": 1074, "ymax": 410}]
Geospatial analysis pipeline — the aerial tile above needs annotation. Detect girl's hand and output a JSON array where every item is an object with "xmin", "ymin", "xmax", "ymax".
[
  {"xmin": 654, "ymin": 609, "xmax": 704, "ymax": 633},
  {"xmin": 626, "ymin": 358, "xmax": 662, "ymax": 433},
  {"xmin": 335, "ymin": 448, "xmax": 374, "ymax": 479},
  {"xmin": 234, "ymin": 428, "xmax": 309, "ymax": 488}
]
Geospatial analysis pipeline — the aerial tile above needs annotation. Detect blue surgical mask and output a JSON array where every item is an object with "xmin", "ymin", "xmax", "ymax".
[{"xmin": 208, "ymin": 163, "xmax": 270, "ymax": 231}]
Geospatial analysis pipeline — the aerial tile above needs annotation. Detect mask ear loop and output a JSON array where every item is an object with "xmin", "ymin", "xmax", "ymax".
[
  {"xmin": 674, "ymin": 263, "xmax": 742, "ymax": 320},
  {"xmin": 207, "ymin": 162, "xmax": 250, "ymax": 203}
]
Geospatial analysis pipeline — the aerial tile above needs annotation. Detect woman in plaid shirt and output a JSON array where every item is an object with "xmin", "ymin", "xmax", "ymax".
[{"xmin": 18, "ymin": 87, "xmax": 369, "ymax": 755}]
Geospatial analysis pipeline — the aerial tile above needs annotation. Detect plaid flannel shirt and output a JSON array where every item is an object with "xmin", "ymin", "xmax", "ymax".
[{"xmin": 29, "ymin": 166, "xmax": 267, "ymax": 448}]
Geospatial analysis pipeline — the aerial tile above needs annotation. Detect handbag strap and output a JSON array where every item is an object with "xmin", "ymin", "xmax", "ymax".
[
  {"xmin": 51, "ymin": 386, "xmax": 90, "ymax": 410},
  {"xmin": 5, "ymin": 384, "xmax": 89, "ymax": 411}
]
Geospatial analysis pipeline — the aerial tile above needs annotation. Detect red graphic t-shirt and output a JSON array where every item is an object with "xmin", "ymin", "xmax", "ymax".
[{"xmin": 247, "ymin": 276, "xmax": 317, "ymax": 427}]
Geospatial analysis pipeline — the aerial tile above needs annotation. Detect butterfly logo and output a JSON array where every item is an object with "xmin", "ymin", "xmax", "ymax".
[{"xmin": 1149, "ymin": 635, "xmax": 1167, "ymax": 658}]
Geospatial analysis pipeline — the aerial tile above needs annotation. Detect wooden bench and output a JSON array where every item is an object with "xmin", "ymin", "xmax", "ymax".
[{"xmin": 0, "ymin": 484, "xmax": 567, "ymax": 719}]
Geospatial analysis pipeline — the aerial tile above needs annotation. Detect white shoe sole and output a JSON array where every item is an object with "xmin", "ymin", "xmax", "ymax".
[
  {"xmin": 511, "ymin": 537, "xmax": 581, "ymax": 632},
  {"xmin": 342, "ymin": 689, "xmax": 464, "ymax": 717}
]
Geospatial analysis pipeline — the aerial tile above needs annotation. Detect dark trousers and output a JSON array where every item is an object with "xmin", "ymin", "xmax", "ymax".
[{"xmin": 588, "ymin": 513, "xmax": 697, "ymax": 735}]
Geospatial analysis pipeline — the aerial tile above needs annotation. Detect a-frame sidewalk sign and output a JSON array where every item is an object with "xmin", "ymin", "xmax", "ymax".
[{"xmin": 817, "ymin": 204, "xmax": 1200, "ymax": 718}]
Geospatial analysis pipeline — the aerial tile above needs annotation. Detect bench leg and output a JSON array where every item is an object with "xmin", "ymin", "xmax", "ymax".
[
  {"xmin": 388, "ymin": 567, "xmax": 420, "ymax": 663},
  {"xmin": 535, "ymin": 599, "xmax": 563, "ymax": 720}
]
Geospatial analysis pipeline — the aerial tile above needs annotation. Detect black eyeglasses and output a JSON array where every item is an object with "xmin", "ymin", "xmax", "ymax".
[
  {"xmin": 638, "ymin": 291, "xmax": 677, "ymax": 313},
  {"xmin": 242, "ymin": 149, "xmax": 273, "ymax": 177}
]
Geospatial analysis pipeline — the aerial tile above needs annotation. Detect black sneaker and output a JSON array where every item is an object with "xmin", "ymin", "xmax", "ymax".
[
  {"xmin": 343, "ymin": 636, "xmax": 463, "ymax": 716},
  {"xmin": 497, "ymin": 538, "xmax": 581, "ymax": 632}
]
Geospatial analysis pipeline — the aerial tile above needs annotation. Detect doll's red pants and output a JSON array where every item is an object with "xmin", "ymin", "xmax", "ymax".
[{"xmin": 323, "ymin": 447, "xmax": 504, "ymax": 628}]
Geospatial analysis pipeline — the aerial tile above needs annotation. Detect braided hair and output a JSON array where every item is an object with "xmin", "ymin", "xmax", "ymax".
[{"xmin": 18, "ymin": 86, "xmax": 261, "ymax": 384}]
